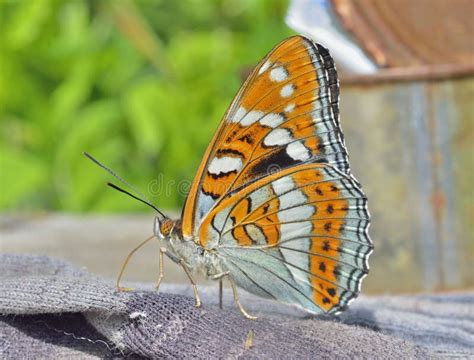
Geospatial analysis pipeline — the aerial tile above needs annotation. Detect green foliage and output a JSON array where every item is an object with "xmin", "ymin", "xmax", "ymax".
[{"xmin": 0, "ymin": 0, "xmax": 291, "ymax": 212}]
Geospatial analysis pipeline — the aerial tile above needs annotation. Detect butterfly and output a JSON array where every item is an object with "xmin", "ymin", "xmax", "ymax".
[{"xmin": 88, "ymin": 35, "xmax": 373, "ymax": 319}]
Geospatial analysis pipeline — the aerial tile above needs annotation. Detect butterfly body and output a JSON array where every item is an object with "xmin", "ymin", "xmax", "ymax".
[{"xmin": 154, "ymin": 218, "xmax": 226, "ymax": 279}]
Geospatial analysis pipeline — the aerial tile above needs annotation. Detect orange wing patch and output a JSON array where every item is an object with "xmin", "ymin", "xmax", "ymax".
[
  {"xmin": 304, "ymin": 178, "xmax": 348, "ymax": 310},
  {"xmin": 242, "ymin": 197, "xmax": 281, "ymax": 247},
  {"xmin": 308, "ymin": 233, "xmax": 345, "ymax": 311},
  {"xmin": 227, "ymin": 195, "xmax": 281, "ymax": 247},
  {"xmin": 228, "ymin": 198, "xmax": 253, "ymax": 246}
]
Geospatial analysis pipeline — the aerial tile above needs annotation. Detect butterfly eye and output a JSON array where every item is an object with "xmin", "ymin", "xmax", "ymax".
[
  {"xmin": 161, "ymin": 218, "xmax": 175, "ymax": 238},
  {"xmin": 154, "ymin": 217, "xmax": 172, "ymax": 239}
]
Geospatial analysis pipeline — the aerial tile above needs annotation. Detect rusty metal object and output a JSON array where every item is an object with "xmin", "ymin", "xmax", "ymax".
[
  {"xmin": 340, "ymin": 63, "xmax": 474, "ymax": 85},
  {"xmin": 332, "ymin": 0, "xmax": 474, "ymax": 68}
]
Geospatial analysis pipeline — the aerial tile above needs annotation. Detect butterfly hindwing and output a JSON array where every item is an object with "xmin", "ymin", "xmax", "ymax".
[
  {"xmin": 199, "ymin": 163, "xmax": 372, "ymax": 314},
  {"xmin": 182, "ymin": 36, "xmax": 350, "ymax": 238}
]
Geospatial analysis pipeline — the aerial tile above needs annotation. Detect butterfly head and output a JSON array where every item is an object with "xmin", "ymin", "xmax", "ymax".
[{"xmin": 154, "ymin": 216, "xmax": 175, "ymax": 240}]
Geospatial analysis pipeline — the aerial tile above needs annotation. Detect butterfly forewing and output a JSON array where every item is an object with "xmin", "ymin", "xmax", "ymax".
[{"xmin": 182, "ymin": 36, "xmax": 350, "ymax": 238}]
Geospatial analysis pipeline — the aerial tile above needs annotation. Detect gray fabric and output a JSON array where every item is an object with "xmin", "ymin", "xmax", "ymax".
[{"xmin": 0, "ymin": 255, "xmax": 471, "ymax": 359}]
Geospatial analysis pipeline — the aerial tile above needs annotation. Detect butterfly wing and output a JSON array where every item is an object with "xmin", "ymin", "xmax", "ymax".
[
  {"xmin": 181, "ymin": 35, "xmax": 350, "ymax": 239},
  {"xmin": 180, "ymin": 35, "xmax": 372, "ymax": 313},
  {"xmin": 199, "ymin": 163, "xmax": 372, "ymax": 314}
]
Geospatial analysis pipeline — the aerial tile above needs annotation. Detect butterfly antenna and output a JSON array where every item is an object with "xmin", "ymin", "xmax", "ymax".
[
  {"xmin": 83, "ymin": 152, "xmax": 166, "ymax": 219},
  {"xmin": 107, "ymin": 182, "xmax": 166, "ymax": 218}
]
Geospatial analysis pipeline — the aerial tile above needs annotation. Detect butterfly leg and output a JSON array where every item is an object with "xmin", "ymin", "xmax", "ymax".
[
  {"xmin": 179, "ymin": 259, "xmax": 201, "ymax": 308},
  {"xmin": 211, "ymin": 272, "xmax": 257, "ymax": 320},
  {"xmin": 157, "ymin": 249, "xmax": 201, "ymax": 308},
  {"xmin": 116, "ymin": 235, "xmax": 155, "ymax": 292},
  {"xmin": 227, "ymin": 275, "xmax": 257, "ymax": 320},
  {"xmin": 155, "ymin": 247, "xmax": 166, "ymax": 291}
]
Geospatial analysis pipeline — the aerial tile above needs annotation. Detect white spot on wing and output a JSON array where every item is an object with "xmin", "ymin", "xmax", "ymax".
[
  {"xmin": 196, "ymin": 192, "xmax": 215, "ymax": 220},
  {"xmin": 284, "ymin": 103, "xmax": 295, "ymax": 113},
  {"xmin": 280, "ymin": 221, "xmax": 312, "ymax": 241},
  {"xmin": 258, "ymin": 60, "xmax": 271, "ymax": 75},
  {"xmin": 260, "ymin": 113, "xmax": 284, "ymax": 128},
  {"xmin": 280, "ymin": 237, "xmax": 312, "ymax": 285},
  {"xmin": 241, "ymin": 110, "xmax": 264, "ymax": 126},
  {"xmin": 245, "ymin": 224, "xmax": 266, "ymax": 244},
  {"xmin": 231, "ymin": 106, "xmax": 246, "ymax": 123},
  {"xmin": 208, "ymin": 157, "xmax": 243, "ymax": 175},
  {"xmin": 263, "ymin": 128, "xmax": 292, "ymax": 146},
  {"xmin": 278, "ymin": 205, "xmax": 314, "ymax": 222},
  {"xmin": 280, "ymin": 84, "xmax": 295, "ymax": 97},
  {"xmin": 272, "ymin": 176, "xmax": 295, "ymax": 195},
  {"xmin": 270, "ymin": 66, "xmax": 288, "ymax": 82},
  {"xmin": 213, "ymin": 206, "xmax": 231, "ymax": 234},
  {"xmin": 248, "ymin": 186, "xmax": 272, "ymax": 210},
  {"xmin": 279, "ymin": 189, "xmax": 307, "ymax": 209},
  {"xmin": 286, "ymin": 141, "xmax": 311, "ymax": 161}
]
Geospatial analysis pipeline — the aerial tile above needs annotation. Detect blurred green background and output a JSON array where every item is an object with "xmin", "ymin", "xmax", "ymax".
[{"xmin": 0, "ymin": 0, "xmax": 292, "ymax": 213}]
